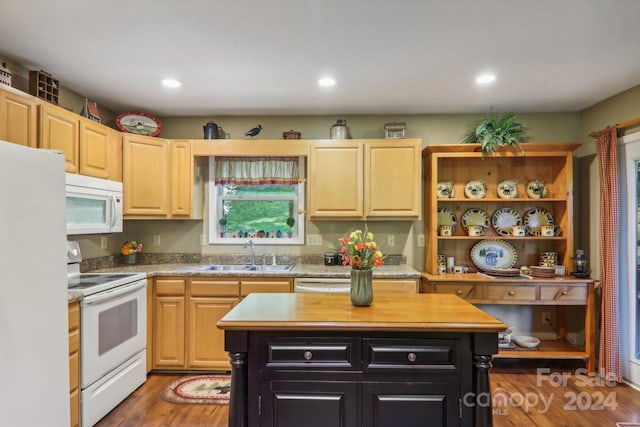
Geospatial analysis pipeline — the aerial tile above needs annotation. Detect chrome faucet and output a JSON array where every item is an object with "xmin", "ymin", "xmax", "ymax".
[{"xmin": 244, "ymin": 239, "xmax": 256, "ymax": 268}]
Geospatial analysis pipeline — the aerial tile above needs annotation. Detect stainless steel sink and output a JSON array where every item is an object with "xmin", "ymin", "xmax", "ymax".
[
  {"xmin": 200, "ymin": 264, "xmax": 294, "ymax": 272},
  {"xmin": 200, "ymin": 264, "xmax": 251, "ymax": 271},
  {"xmin": 247, "ymin": 265, "xmax": 294, "ymax": 272}
]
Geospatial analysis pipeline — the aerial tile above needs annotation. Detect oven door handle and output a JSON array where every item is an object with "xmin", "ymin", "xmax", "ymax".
[{"xmin": 82, "ymin": 280, "xmax": 146, "ymax": 305}]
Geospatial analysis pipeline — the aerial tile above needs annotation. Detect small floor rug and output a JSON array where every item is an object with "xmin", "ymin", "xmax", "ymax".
[{"xmin": 161, "ymin": 374, "xmax": 231, "ymax": 405}]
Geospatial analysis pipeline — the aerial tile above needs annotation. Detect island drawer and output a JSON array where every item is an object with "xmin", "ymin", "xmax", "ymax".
[
  {"xmin": 261, "ymin": 337, "xmax": 360, "ymax": 370},
  {"xmin": 363, "ymin": 338, "xmax": 457, "ymax": 373}
]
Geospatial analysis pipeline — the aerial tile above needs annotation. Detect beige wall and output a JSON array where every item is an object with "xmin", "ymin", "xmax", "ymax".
[{"xmin": 113, "ymin": 112, "xmax": 579, "ymax": 270}]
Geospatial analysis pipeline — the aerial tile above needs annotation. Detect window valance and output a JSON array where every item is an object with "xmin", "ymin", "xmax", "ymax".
[{"xmin": 214, "ymin": 157, "xmax": 300, "ymax": 185}]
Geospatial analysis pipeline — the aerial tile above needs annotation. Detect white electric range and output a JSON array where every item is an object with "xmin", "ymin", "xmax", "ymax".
[{"xmin": 67, "ymin": 241, "xmax": 147, "ymax": 426}]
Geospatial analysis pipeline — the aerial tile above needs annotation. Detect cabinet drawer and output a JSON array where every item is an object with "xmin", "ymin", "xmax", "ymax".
[
  {"xmin": 364, "ymin": 339, "xmax": 457, "ymax": 373},
  {"xmin": 540, "ymin": 285, "xmax": 587, "ymax": 303},
  {"xmin": 69, "ymin": 329, "xmax": 80, "ymax": 354},
  {"xmin": 433, "ymin": 283, "xmax": 480, "ymax": 300},
  {"xmin": 263, "ymin": 337, "xmax": 359, "ymax": 370},
  {"xmin": 191, "ymin": 280, "xmax": 240, "ymax": 297},
  {"xmin": 485, "ymin": 284, "xmax": 535, "ymax": 301},
  {"xmin": 155, "ymin": 279, "xmax": 186, "ymax": 296},
  {"xmin": 241, "ymin": 280, "xmax": 291, "ymax": 296},
  {"xmin": 68, "ymin": 302, "xmax": 79, "ymax": 331}
]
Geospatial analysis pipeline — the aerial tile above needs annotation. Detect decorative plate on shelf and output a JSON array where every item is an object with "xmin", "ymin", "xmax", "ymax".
[
  {"xmin": 437, "ymin": 208, "xmax": 457, "ymax": 234},
  {"xmin": 116, "ymin": 111, "xmax": 163, "ymax": 137},
  {"xmin": 436, "ymin": 181, "xmax": 455, "ymax": 199},
  {"xmin": 485, "ymin": 268, "xmax": 521, "ymax": 277},
  {"xmin": 497, "ymin": 179, "xmax": 519, "ymax": 199},
  {"xmin": 461, "ymin": 208, "xmax": 490, "ymax": 232},
  {"xmin": 526, "ymin": 180, "xmax": 548, "ymax": 199},
  {"xmin": 464, "ymin": 180, "xmax": 487, "ymax": 199},
  {"xmin": 491, "ymin": 207, "xmax": 522, "ymax": 235},
  {"xmin": 470, "ymin": 239, "xmax": 518, "ymax": 271},
  {"xmin": 523, "ymin": 208, "xmax": 555, "ymax": 236}
]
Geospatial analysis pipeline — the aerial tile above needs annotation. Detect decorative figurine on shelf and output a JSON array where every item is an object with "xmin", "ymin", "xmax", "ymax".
[{"xmin": 245, "ymin": 124, "xmax": 262, "ymax": 138}]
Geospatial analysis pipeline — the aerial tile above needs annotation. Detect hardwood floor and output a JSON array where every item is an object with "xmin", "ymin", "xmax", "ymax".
[{"xmin": 97, "ymin": 365, "xmax": 640, "ymax": 427}]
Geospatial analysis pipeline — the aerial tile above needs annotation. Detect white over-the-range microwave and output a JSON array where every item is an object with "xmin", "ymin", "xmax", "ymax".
[{"xmin": 66, "ymin": 173, "xmax": 123, "ymax": 235}]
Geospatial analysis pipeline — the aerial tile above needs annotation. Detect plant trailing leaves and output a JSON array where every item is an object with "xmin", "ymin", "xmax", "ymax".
[{"xmin": 462, "ymin": 112, "xmax": 529, "ymax": 155}]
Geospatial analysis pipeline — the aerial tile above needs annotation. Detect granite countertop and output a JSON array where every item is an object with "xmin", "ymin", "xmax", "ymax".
[{"xmin": 89, "ymin": 263, "xmax": 421, "ymax": 279}]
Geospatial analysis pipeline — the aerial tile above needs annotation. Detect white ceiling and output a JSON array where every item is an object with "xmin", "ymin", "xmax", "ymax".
[{"xmin": 1, "ymin": 0, "xmax": 640, "ymax": 117}]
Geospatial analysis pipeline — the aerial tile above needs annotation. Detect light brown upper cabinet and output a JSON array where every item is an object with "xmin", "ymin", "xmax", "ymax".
[
  {"xmin": 123, "ymin": 136, "xmax": 199, "ymax": 219},
  {"xmin": 39, "ymin": 102, "xmax": 122, "ymax": 180},
  {"xmin": 39, "ymin": 103, "xmax": 80, "ymax": 173},
  {"xmin": 308, "ymin": 139, "xmax": 422, "ymax": 220},
  {"xmin": 0, "ymin": 86, "xmax": 39, "ymax": 148}
]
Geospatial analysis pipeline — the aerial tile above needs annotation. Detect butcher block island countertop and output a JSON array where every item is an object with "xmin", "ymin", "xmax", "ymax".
[
  {"xmin": 217, "ymin": 292, "xmax": 506, "ymax": 332},
  {"xmin": 218, "ymin": 293, "xmax": 507, "ymax": 427}
]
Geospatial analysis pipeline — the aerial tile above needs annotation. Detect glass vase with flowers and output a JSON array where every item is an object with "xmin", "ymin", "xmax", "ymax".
[
  {"xmin": 339, "ymin": 226, "xmax": 385, "ymax": 306},
  {"xmin": 122, "ymin": 240, "xmax": 142, "ymax": 264}
]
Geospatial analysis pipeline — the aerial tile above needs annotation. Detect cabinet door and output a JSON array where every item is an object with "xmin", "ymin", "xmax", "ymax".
[
  {"xmin": 79, "ymin": 118, "xmax": 110, "ymax": 179},
  {"xmin": 308, "ymin": 141, "xmax": 363, "ymax": 219},
  {"xmin": 373, "ymin": 279, "xmax": 419, "ymax": 294},
  {"xmin": 187, "ymin": 296, "xmax": 237, "ymax": 369},
  {"xmin": 365, "ymin": 141, "xmax": 421, "ymax": 219},
  {"xmin": 170, "ymin": 140, "xmax": 193, "ymax": 217},
  {"xmin": 154, "ymin": 295, "xmax": 186, "ymax": 368},
  {"xmin": 40, "ymin": 103, "xmax": 79, "ymax": 173},
  {"xmin": 259, "ymin": 380, "xmax": 358, "ymax": 427},
  {"xmin": 362, "ymin": 382, "xmax": 459, "ymax": 427},
  {"xmin": 0, "ymin": 87, "xmax": 39, "ymax": 148},
  {"xmin": 123, "ymin": 134, "xmax": 169, "ymax": 217},
  {"xmin": 68, "ymin": 302, "xmax": 80, "ymax": 427}
]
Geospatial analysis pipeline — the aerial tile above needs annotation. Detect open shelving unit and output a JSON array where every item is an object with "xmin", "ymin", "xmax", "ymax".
[{"xmin": 421, "ymin": 142, "xmax": 596, "ymax": 371}]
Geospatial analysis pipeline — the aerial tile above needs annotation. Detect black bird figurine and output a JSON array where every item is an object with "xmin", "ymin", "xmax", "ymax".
[{"xmin": 245, "ymin": 124, "xmax": 262, "ymax": 138}]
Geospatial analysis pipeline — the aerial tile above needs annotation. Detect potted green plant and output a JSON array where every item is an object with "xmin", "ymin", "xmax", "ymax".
[
  {"xmin": 218, "ymin": 216, "xmax": 227, "ymax": 237},
  {"xmin": 461, "ymin": 112, "xmax": 529, "ymax": 155},
  {"xmin": 286, "ymin": 217, "xmax": 295, "ymax": 237}
]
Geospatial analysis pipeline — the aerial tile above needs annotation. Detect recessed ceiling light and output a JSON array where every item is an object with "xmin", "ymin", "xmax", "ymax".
[
  {"xmin": 318, "ymin": 77, "xmax": 336, "ymax": 87},
  {"xmin": 475, "ymin": 74, "xmax": 496, "ymax": 85},
  {"xmin": 162, "ymin": 78, "xmax": 182, "ymax": 88}
]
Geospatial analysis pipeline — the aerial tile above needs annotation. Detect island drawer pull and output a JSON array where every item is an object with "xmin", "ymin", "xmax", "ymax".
[
  {"xmin": 407, "ymin": 352, "xmax": 417, "ymax": 362},
  {"xmin": 508, "ymin": 290, "xmax": 515, "ymax": 296},
  {"xmin": 303, "ymin": 351, "xmax": 313, "ymax": 360}
]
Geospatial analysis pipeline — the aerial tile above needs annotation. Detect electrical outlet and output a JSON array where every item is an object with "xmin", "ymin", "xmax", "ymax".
[
  {"xmin": 307, "ymin": 234, "xmax": 323, "ymax": 246},
  {"xmin": 100, "ymin": 236, "xmax": 108, "ymax": 250},
  {"xmin": 153, "ymin": 234, "xmax": 161, "ymax": 246},
  {"xmin": 417, "ymin": 234, "xmax": 425, "ymax": 247},
  {"xmin": 542, "ymin": 311, "xmax": 551, "ymax": 323},
  {"xmin": 387, "ymin": 235, "xmax": 395, "ymax": 247}
]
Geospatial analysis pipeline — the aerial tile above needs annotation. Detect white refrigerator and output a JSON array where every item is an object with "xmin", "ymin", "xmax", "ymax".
[{"xmin": 0, "ymin": 141, "xmax": 70, "ymax": 426}]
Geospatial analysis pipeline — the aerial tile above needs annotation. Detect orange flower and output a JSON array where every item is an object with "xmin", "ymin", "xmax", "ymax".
[{"xmin": 338, "ymin": 225, "xmax": 385, "ymax": 270}]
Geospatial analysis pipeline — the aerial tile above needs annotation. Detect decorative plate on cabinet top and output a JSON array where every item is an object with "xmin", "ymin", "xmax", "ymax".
[
  {"xmin": 461, "ymin": 208, "xmax": 490, "ymax": 232},
  {"xmin": 491, "ymin": 207, "xmax": 522, "ymax": 235},
  {"xmin": 526, "ymin": 180, "xmax": 549, "ymax": 199},
  {"xmin": 464, "ymin": 180, "xmax": 487, "ymax": 199},
  {"xmin": 523, "ymin": 208, "xmax": 555, "ymax": 235},
  {"xmin": 470, "ymin": 239, "xmax": 518, "ymax": 271},
  {"xmin": 116, "ymin": 111, "xmax": 163, "ymax": 137},
  {"xmin": 436, "ymin": 181, "xmax": 455, "ymax": 199},
  {"xmin": 437, "ymin": 208, "xmax": 457, "ymax": 233},
  {"xmin": 497, "ymin": 179, "xmax": 519, "ymax": 199}
]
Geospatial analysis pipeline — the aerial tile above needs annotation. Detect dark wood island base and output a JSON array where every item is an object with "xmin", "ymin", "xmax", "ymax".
[{"xmin": 218, "ymin": 293, "xmax": 506, "ymax": 427}]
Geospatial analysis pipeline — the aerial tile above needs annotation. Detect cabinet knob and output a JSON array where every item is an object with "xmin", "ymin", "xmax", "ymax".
[
  {"xmin": 561, "ymin": 291, "xmax": 568, "ymax": 295},
  {"xmin": 508, "ymin": 291, "xmax": 515, "ymax": 296},
  {"xmin": 456, "ymin": 290, "xmax": 463, "ymax": 295},
  {"xmin": 407, "ymin": 352, "xmax": 417, "ymax": 362},
  {"xmin": 303, "ymin": 351, "xmax": 313, "ymax": 361}
]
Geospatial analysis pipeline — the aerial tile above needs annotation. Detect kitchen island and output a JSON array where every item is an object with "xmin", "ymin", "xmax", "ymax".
[{"xmin": 217, "ymin": 292, "xmax": 507, "ymax": 427}]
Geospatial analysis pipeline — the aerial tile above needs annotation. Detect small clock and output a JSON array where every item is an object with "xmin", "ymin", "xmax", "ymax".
[{"xmin": 116, "ymin": 111, "xmax": 162, "ymax": 137}]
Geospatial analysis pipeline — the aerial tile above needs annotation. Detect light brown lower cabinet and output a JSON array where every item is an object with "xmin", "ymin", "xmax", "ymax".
[
  {"xmin": 152, "ymin": 276, "xmax": 293, "ymax": 371},
  {"xmin": 68, "ymin": 301, "xmax": 80, "ymax": 427}
]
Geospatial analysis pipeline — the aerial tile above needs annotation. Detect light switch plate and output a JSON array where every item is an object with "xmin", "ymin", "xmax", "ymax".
[{"xmin": 417, "ymin": 234, "xmax": 425, "ymax": 247}]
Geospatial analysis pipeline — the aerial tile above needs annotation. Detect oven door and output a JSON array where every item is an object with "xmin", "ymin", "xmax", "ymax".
[{"xmin": 80, "ymin": 279, "xmax": 146, "ymax": 388}]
